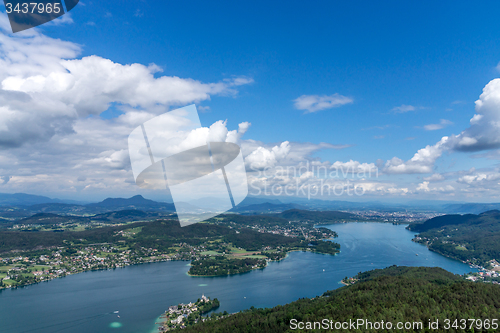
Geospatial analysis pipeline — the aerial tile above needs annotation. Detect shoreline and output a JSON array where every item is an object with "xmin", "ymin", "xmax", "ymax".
[
  {"xmin": 412, "ymin": 240, "xmax": 485, "ymax": 271},
  {"xmin": 2, "ymin": 247, "xmax": 342, "ymax": 287},
  {"xmin": 0, "ymin": 257, "xmax": 186, "ymax": 291},
  {"xmin": 313, "ymin": 220, "xmax": 412, "ymax": 227},
  {"xmin": 186, "ymin": 249, "xmax": 339, "ymax": 278}
]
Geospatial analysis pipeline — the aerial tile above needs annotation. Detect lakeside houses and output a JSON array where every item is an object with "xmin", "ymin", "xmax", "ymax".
[
  {"xmin": 158, "ymin": 295, "xmax": 220, "ymax": 331},
  {"xmin": 0, "ymin": 218, "xmax": 337, "ymax": 289},
  {"xmin": 0, "ymin": 245, "xmax": 184, "ymax": 289},
  {"xmin": 461, "ymin": 260, "xmax": 500, "ymax": 284}
]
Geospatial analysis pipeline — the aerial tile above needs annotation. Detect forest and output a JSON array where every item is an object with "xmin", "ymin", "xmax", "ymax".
[
  {"xmin": 189, "ymin": 257, "xmax": 267, "ymax": 276},
  {"xmin": 0, "ymin": 219, "xmax": 312, "ymax": 253},
  {"xmin": 182, "ymin": 266, "xmax": 500, "ymax": 333},
  {"xmin": 409, "ymin": 210, "xmax": 500, "ymax": 266}
]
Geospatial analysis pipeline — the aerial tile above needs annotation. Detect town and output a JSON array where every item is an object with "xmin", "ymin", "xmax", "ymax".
[{"xmin": 0, "ymin": 216, "xmax": 340, "ymax": 289}]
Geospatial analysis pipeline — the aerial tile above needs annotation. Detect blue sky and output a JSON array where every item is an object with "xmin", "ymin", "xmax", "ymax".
[
  {"xmin": 57, "ymin": 1, "xmax": 499, "ymax": 161},
  {"xmin": 1, "ymin": 1, "xmax": 500, "ymax": 202}
]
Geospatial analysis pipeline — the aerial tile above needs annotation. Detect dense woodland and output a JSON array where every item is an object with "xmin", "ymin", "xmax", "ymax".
[
  {"xmin": 274, "ymin": 209, "xmax": 361, "ymax": 223},
  {"xmin": 0, "ymin": 219, "xmax": 312, "ymax": 253},
  {"xmin": 182, "ymin": 266, "xmax": 500, "ymax": 333},
  {"xmin": 189, "ymin": 257, "xmax": 266, "ymax": 276},
  {"xmin": 408, "ymin": 210, "xmax": 500, "ymax": 266},
  {"xmin": 224, "ymin": 228, "xmax": 302, "ymax": 250}
]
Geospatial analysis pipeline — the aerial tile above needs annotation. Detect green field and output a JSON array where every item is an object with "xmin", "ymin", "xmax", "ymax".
[
  {"xmin": 200, "ymin": 251, "xmax": 222, "ymax": 256},
  {"xmin": 0, "ymin": 266, "xmax": 11, "ymax": 273},
  {"xmin": 32, "ymin": 265, "xmax": 51, "ymax": 271},
  {"xmin": 238, "ymin": 255, "xmax": 268, "ymax": 259},
  {"xmin": 230, "ymin": 248, "xmax": 248, "ymax": 254}
]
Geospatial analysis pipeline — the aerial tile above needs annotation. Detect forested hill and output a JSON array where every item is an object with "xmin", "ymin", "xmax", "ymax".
[
  {"xmin": 274, "ymin": 209, "xmax": 360, "ymax": 223},
  {"xmin": 0, "ymin": 219, "xmax": 305, "ymax": 253},
  {"xmin": 407, "ymin": 210, "xmax": 500, "ymax": 232},
  {"xmin": 407, "ymin": 210, "xmax": 500, "ymax": 266},
  {"xmin": 183, "ymin": 266, "xmax": 500, "ymax": 333}
]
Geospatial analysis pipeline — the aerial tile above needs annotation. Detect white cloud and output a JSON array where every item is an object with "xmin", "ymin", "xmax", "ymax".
[
  {"xmin": 0, "ymin": 26, "xmax": 252, "ymax": 148},
  {"xmin": 331, "ymin": 160, "xmax": 378, "ymax": 174},
  {"xmin": 423, "ymin": 173, "xmax": 445, "ymax": 181},
  {"xmin": 383, "ymin": 137, "xmax": 448, "ymax": 174},
  {"xmin": 391, "ymin": 104, "xmax": 416, "ymax": 113},
  {"xmin": 226, "ymin": 122, "xmax": 250, "ymax": 144},
  {"xmin": 293, "ymin": 93, "xmax": 353, "ymax": 113},
  {"xmin": 445, "ymin": 78, "xmax": 500, "ymax": 152},
  {"xmin": 457, "ymin": 170, "xmax": 500, "ymax": 186},
  {"xmin": 416, "ymin": 181, "xmax": 430, "ymax": 192},
  {"xmin": 0, "ymin": 23, "xmax": 256, "ymax": 200},
  {"xmin": 383, "ymin": 77, "xmax": 500, "ymax": 175},
  {"xmin": 245, "ymin": 141, "xmax": 291, "ymax": 170},
  {"xmin": 2, "ymin": 55, "xmax": 249, "ymax": 116},
  {"xmin": 416, "ymin": 181, "xmax": 455, "ymax": 193},
  {"xmin": 423, "ymin": 119, "xmax": 453, "ymax": 131}
]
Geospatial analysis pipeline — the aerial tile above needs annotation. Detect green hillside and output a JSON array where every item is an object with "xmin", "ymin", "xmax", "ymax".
[
  {"xmin": 408, "ymin": 210, "xmax": 500, "ymax": 266},
  {"xmin": 275, "ymin": 209, "xmax": 360, "ymax": 223},
  {"xmin": 182, "ymin": 266, "xmax": 500, "ymax": 333}
]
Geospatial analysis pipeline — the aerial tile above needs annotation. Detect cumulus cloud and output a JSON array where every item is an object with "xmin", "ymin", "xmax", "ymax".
[
  {"xmin": 383, "ymin": 77, "xmax": 500, "ymax": 175},
  {"xmin": 416, "ymin": 181, "xmax": 430, "ymax": 192},
  {"xmin": 444, "ymin": 79, "xmax": 500, "ymax": 152},
  {"xmin": 245, "ymin": 141, "xmax": 291, "ymax": 170},
  {"xmin": 226, "ymin": 122, "xmax": 250, "ymax": 144},
  {"xmin": 457, "ymin": 169, "xmax": 500, "ymax": 186},
  {"xmin": 0, "ymin": 22, "xmax": 253, "ymax": 149},
  {"xmin": 331, "ymin": 160, "xmax": 378, "ymax": 174},
  {"xmin": 416, "ymin": 181, "xmax": 454, "ymax": 193},
  {"xmin": 423, "ymin": 119, "xmax": 453, "ymax": 131},
  {"xmin": 293, "ymin": 93, "xmax": 353, "ymax": 113},
  {"xmin": 383, "ymin": 137, "xmax": 448, "ymax": 174},
  {"xmin": 0, "ymin": 21, "xmax": 255, "ymax": 200},
  {"xmin": 2, "ymin": 56, "xmax": 249, "ymax": 117}
]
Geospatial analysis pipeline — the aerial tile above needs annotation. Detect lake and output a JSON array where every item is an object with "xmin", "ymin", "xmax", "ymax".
[{"xmin": 0, "ymin": 223, "xmax": 478, "ymax": 333}]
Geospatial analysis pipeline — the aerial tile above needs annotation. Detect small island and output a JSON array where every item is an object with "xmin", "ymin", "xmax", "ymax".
[
  {"xmin": 0, "ymin": 211, "xmax": 342, "ymax": 287},
  {"xmin": 158, "ymin": 295, "xmax": 220, "ymax": 331},
  {"xmin": 188, "ymin": 238, "xmax": 341, "ymax": 277},
  {"xmin": 189, "ymin": 257, "xmax": 266, "ymax": 276}
]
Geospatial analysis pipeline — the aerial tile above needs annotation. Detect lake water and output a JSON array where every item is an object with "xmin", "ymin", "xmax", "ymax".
[{"xmin": 0, "ymin": 223, "xmax": 478, "ymax": 333}]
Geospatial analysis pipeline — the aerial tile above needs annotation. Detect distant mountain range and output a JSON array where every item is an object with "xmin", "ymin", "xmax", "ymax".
[
  {"xmin": 408, "ymin": 209, "xmax": 500, "ymax": 233},
  {"xmin": 0, "ymin": 193, "xmax": 84, "ymax": 206},
  {"xmin": 86, "ymin": 195, "xmax": 175, "ymax": 212},
  {"xmin": 0, "ymin": 194, "xmax": 174, "ymax": 213},
  {"xmin": 1, "ymin": 209, "xmax": 174, "ymax": 228},
  {"xmin": 2, "ymin": 192, "xmax": 500, "ymax": 216},
  {"xmin": 442, "ymin": 203, "xmax": 500, "ymax": 214}
]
